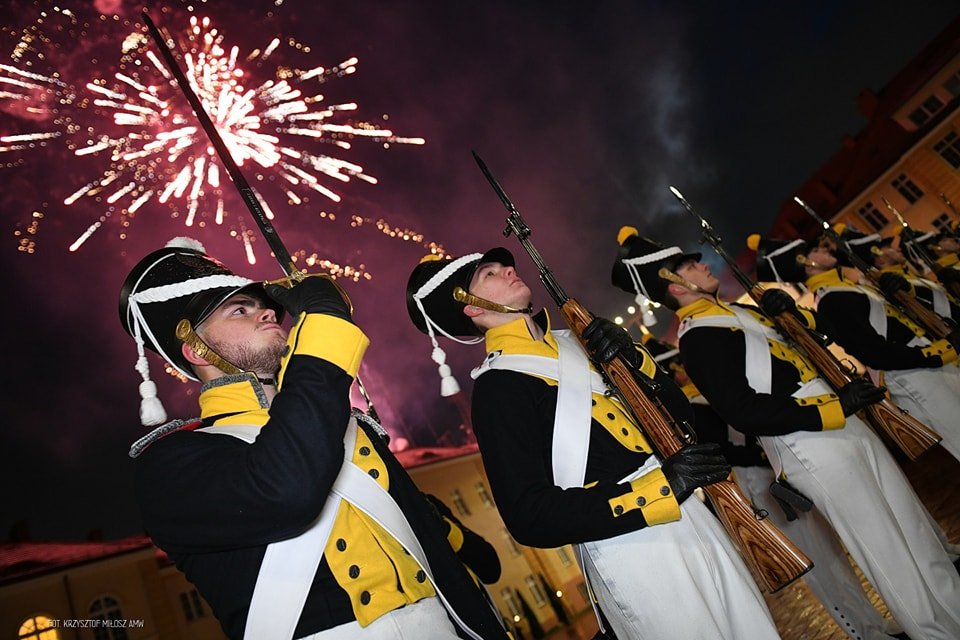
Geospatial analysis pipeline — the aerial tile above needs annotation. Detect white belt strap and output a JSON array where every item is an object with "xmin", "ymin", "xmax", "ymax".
[
  {"xmin": 201, "ymin": 419, "xmax": 485, "ymax": 640},
  {"xmin": 552, "ymin": 332, "xmax": 594, "ymax": 490},
  {"xmin": 816, "ymin": 284, "xmax": 888, "ymax": 338},
  {"xmin": 678, "ymin": 311, "xmax": 780, "ymax": 394},
  {"xmin": 198, "ymin": 420, "xmax": 358, "ymax": 640},
  {"xmin": 470, "ymin": 330, "xmax": 611, "ymax": 633},
  {"xmin": 333, "ymin": 461, "xmax": 485, "ymax": 640},
  {"xmin": 911, "ymin": 278, "xmax": 952, "ymax": 318}
]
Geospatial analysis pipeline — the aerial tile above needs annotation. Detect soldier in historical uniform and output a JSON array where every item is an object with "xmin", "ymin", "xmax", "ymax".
[
  {"xmin": 405, "ymin": 248, "xmax": 781, "ymax": 640},
  {"xmin": 859, "ymin": 229, "xmax": 960, "ymax": 322},
  {"xmin": 610, "ymin": 227, "xmax": 960, "ymax": 640},
  {"xmin": 641, "ymin": 275, "xmax": 901, "ymax": 640},
  {"xmin": 120, "ymin": 239, "xmax": 507, "ymax": 640},
  {"xmin": 802, "ymin": 227, "xmax": 960, "ymax": 462}
]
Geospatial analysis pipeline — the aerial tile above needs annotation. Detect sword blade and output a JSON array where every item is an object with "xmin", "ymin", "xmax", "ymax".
[{"xmin": 141, "ymin": 10, "xmax": 297, "ymax": 276}]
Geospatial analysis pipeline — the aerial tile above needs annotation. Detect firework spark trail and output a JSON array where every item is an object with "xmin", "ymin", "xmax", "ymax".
[
  {"xmin": 62, "ymin": 13, "xmax": 425, "ymax": 263},
  {"xmin": 0, "ymin": 62, "xmax": 68, "ymax": 152},
  {"xmin": 4, "ymin": 3, "xmax": 445, "ymax": 281}
]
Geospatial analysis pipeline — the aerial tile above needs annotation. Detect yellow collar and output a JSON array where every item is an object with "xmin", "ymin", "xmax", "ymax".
[
  {"xmin": 805, "ymin": 268, "xmax": 853, "ymax": 291},
  {"xmin": 680, "ymin": 382, "xmax": 700, "ymax": 399},
  {"xmin": 198, "ymin": 375, "xmax": 271, "ymax": 428},
  {"xmin": 484, "ymin": 310, "xmax": 558, "ymax": 357},
  {"xmin": 676, "ymin": 296, "xmax": 731, "ymax": 323},
  {"xmin": 937, "ymin": 253, "xmax": 959, "ymax": 268}
]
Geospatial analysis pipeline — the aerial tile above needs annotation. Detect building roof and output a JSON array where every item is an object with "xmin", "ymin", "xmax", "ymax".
[
  {"xmin": 395, "ymin": 443, "xmax": 479, "ymax": 469},
  {"xmin": 0, "ymin": 535, "xmax": 158, "ymax": 584},
  {"xmin": 770, "ymin": 17, "xmax": 960, "ymax": 239}
]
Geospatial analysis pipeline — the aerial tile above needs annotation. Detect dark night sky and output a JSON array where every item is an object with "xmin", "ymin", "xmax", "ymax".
[{"xmin": 2, "ymin": 0, "xmax": 958, "ymax": 541}]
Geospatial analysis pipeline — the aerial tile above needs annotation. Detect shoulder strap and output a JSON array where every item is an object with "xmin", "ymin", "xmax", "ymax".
[
  {"xmin": 206, "ymin": 419, "xmax": 488, "ymax": 640},
  {"xmin": 815, "ymin": 284, "xmax": 888, "ymax": 338},
  {"xmin": 678, "ymin": 310, "xmax": 777, "ymax": 394},
  {"xmin": 238, "ymin": 419, "xmax": 357, "ymax": 640}
]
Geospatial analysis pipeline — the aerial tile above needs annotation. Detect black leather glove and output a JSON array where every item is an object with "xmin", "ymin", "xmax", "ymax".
[
  {"xmin": 660, "ymin": 443, "xmax": 731, "ymax": 505},
  {"xmin": 837, "ymin": 378, "xmax": 886, "ymax": 416},
  {"xmin": 758, "ymin": 289, "xmax": 798, "ymax": 318},
  {"xmin": 265, "ymin": 275, "xmax": 353, "ymax": 322},
  {"xmin": 877, "ymin": 272, "xmax": 910, "ymax": 297},
  {"xmin": 583, "ymin": 317, "xmax": 640, "ymax": 368},
  {"xmin": 937, "ymin": 267, "xmax": 960, "ymax": 285}
]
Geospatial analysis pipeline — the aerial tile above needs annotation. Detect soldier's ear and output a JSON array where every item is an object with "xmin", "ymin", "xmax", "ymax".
[
  {"xmin": 463, "ymin": 305, "xmax": 483, "ymax": 319},
  {"xmin": 666, "ymin": 282, "xmax": 687, "ymax": 297},
  {"xmin": 181, "ymin": 342, "xmax": 210, "ymax": 366}
]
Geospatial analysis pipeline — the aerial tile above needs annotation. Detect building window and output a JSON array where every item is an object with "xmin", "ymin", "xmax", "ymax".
[
  {"xmin": 180, "ymin": 588, "xmax": 206, "ymax": 621},
  {"xmin": 908, "ymin": 94, "xmax": 945, "ymax": 127},
  {"xmin": 891, "ymin": 173, "xmax": 924, "ymax": 204},
  {"xmin": 449, "ymin": 488, "xmax": 471, "ymax": 517},
  {"xmin": 557, "ymin": 546, "xmax": 573, "ymax": 567},
  {"xmin": 501, "ymin": 587, "xmax": 522, "ymax": 620},
  {"xmin": 89, "ymin": 597, "xmax": 128, "ymax": 640},
  {"xmin": 934, "ymin": 132, "xmax": 960, "ymax": 169},
  {"xmin": 526, "ymin": 575, "xmax": 548, "ymax": 607},
  {"xmin": 475, "ymin": 481, "xmax": 494, "ymax": 508},
  {"xmin": 857, "ymin": 202, "xmax": 889, "ymax": 232},
  {"xmin": 502, "ymin": 528, "xmax": 522, "ymax": 557},
  {"xmin": 18, "ymin": 616, "xmax": 60, "ymax": 640},
  {"xmin": 945, "ymin": 71, "xmax": 960, "ymax": 97},
  {"xmin": 933, "ymin": 213, "xmax": 953, "ymax": 233}
]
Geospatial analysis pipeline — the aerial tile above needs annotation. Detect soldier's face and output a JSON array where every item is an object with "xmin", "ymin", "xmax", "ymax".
[
  {"xmin": 940, "ymin": 237, "xmax": 959, "ymax": 253},
  {"xmin": 806, "ymin": 246, "xmax": 837, "ymax": 270},
  {"xmin": 198, "ymin": 293, "xmax": 288, "ymax": 376},
  {"xmin": 675, "ymin": 260, "xmax": 719, "ymax": 294},
  {"xmin": 468, "ymin": 261, "xmax": 533, "ymax": 309}
]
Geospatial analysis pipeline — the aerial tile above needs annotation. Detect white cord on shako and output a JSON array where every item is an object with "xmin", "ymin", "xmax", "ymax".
[{"xmin": 412, "ymin": 253, "xmax": 485, "ymax": 397}]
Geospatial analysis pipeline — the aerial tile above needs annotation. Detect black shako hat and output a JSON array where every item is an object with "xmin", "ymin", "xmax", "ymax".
[
  {"xmin": 835, "ymin": 225, "xmax": 882, "ymax": 267},
  {"xmin": 746, "ymin": 233, "xmax": 809, "ymax": 284},
  {"xmin": 406, "ymin": 247, "xmax": 515, "ymax": 338},
  {"xmin": 611, "ymin": 226, "xmax": 701, "ymax": 305},
  {"xmin": 405, "ymin": 247, "xmax": 516, "ymax": 397},
  {"xmin": 119, "ymin": 238, "xmax": 281, "ymax": 425}
]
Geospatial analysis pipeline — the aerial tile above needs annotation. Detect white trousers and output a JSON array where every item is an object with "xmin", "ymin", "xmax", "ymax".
[
  {"xmin": 581, "ymin": 496, "xmax": 781, "ymax": 640},
  {"xmin": 297, "ymin": 597, "xmax": 459, "ymax": 640},
  {"xmin": 880, "ymin": 363, "xmax": 960, "ymax": 461},
  {"xmin": 733, "ymin": 464, "xmax": 899, "ymax": 639},
  {"xmin": 761, "ymin": 416, "xmax": 960, "ymax": 640}
]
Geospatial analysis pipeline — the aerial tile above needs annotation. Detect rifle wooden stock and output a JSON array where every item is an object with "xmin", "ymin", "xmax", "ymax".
[
  {"xmin": 559, "ymin": 298, "xmax": 813, "ymax": 593},
  {"xmin": 860, "ymin": 271, "xmax": 952, "ymax": 339},
  {"xmin": 746, "ymin": 286, "xmax": 941, "ymax": 460}
]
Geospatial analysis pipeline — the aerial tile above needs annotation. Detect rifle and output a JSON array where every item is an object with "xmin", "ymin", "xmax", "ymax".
[
  {"xmin": 881, "ymin": 197, "xmax": 960, "ymax": 300},
  {"xmin": 939, "ymin": 192, "xmax": 960, "ymax": 230},
  {"xmin": 796, "ymin": 197, "xmax": 953, "ymax": 340},
  {"xmin": 472, "ymin": 152, "xmax": 812, "ymax": 593},
  {"xmin": 669, "ymin": 189, "xmax": 939, "ymax": 460},
  {"xmin": 142, "ymin": 11, "xmax": 381, "ymax": 417}
]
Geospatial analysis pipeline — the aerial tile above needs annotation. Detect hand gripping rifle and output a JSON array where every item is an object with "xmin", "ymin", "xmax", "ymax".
[
  {"xmin": 795, "ymin": 197, "xmax": 953, "ymax": 340},
  {"xmin": 670, "ymin": 189, "xmax": 939, "ymax": 460},
  {"xmin": 472, "ymin": 152, "xmax": 812, "ymax": 593},
  {"xmin": 881, "ymin": 196, "xmax": 960, "ymax": 300},
  {"xmin": 142, "ymin": 11, "xmax": 381, "ymax": 419}
]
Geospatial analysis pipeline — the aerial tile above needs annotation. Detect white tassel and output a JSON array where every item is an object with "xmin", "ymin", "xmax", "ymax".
[
  {"xmin": 635, "ymin": 293, "xmax": 657, "ymax": 327},
  {"xmin": 134, "ymin": 342, "xmax": 167, "ymax": 426},
  {"xmin": 139, "ymin": 380, "xmax": 167, "ymax": 426},
  {"xmin": 432, "ymin": 346, "xmax": 461, "ymax": 397}
]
